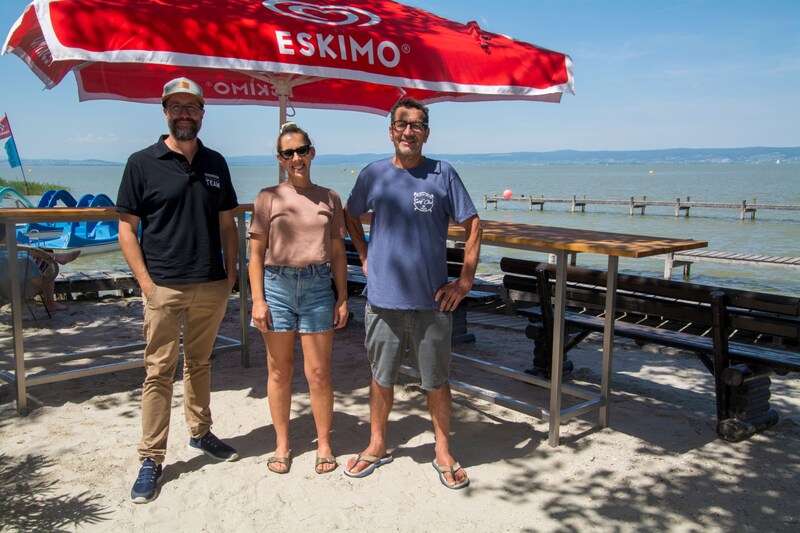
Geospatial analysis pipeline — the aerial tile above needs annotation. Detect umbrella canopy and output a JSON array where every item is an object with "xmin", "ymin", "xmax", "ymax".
[
  {"xmin": 3, "ymin": 0, "xmax": 574, "ymax": 179},
  {"xmin": 4, "ymin": 0, "xmax": 573, "ymax": 109}
]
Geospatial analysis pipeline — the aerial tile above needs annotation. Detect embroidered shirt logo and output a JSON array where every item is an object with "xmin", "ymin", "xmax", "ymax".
[
  {"xmin": 205, "ymin": 173, "xmax": 221, "ymax": 188},
  {"xmin": 413, "ymin": 192, "xmax": 434, "ymax": 212}
]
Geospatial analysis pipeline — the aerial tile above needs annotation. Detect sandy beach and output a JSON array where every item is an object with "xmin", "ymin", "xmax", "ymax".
[{"xmin": 1, "ymin": 294, "xmax": 798, "ymax": 532}]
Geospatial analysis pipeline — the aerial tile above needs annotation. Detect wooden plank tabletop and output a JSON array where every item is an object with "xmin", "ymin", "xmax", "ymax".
[
  {"xmin": 456, "ymin": 220, "xmax": 708, "ymax": 258},
  {"xmin": 0, "ymin": 207, "xmax": 119, "ymax": 223},
  {"xmin": 1, "ymin": 206, "xmax": 706, "ymax": 259},
  {"xmin": 353, "ymin": 213, "xmax": 706, "ymax": 258},
  {"xmin": 0, "ymin": 205, "xmax": 255, "ymax": 223}
]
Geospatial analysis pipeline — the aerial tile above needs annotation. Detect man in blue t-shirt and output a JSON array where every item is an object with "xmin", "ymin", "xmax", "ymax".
[{"xmin": 343, "ymin": 98, "xmax": 481, "ymax": 490}]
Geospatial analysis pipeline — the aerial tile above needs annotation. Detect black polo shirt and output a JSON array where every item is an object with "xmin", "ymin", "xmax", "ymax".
[{"xmin": 116, "ymin": 135, "xmax": 238, "ymax": 284}]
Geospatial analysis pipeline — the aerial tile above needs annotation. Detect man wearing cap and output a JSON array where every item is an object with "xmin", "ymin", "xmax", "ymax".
[{"xmin": 117, "ymin": 77, "xmax": 240, "ymax": 504}]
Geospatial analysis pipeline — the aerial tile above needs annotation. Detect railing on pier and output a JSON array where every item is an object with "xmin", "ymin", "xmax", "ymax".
[{"xmin": 484, "ymin": 194, "xmax": 800, "ymax": 220}]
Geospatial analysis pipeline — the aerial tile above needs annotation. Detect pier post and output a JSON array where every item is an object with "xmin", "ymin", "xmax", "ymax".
[
  {"xmin": 571, "ymin": 195, "xmax": 585, "ymax": 213},
  {"xmin": 483, "ymin": 194, "xmax": 487, "ymax": 209},
  {"xmin": 629, "ymin": 197, "xmax": 634, "ymax": 216},
  {"xmin": 675, "ymin": 198, "xmax": 680, "ymax": 217}
]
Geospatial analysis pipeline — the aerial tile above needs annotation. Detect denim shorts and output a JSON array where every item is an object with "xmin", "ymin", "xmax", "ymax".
[
  {"xmin": 364, "ymin": 302, "xmax": 452, "ymax": 391},
  {"xmin": 260, "ymin": 263, "xmax": 334, "ymax": 333}
]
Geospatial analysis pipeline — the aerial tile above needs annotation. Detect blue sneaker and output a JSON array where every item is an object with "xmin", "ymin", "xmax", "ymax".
[
  {"xmin": 130, "ymin": 459, "xmax": 163, "ymax": 504},
  {"xmin": 188, "ymin": 431, "xmax": 239, "ymax": 462}
]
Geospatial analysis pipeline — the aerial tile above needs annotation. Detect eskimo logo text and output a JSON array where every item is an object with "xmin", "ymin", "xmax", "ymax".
[
  {"xmin": 275, "ymin": 31, "xmax": 400, "ymax": 68},
  {"xmin": 205, "ymin": 173, "xmax": 221, "ymax": 188},
  {"xmin": 263, "ymin": 1, "xmax": 380, "ymax": 26}
]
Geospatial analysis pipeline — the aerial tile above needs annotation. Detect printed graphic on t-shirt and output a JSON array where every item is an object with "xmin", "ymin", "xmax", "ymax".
[
  {"xmin": 204, "ymin": 173, "xmax": 221, "ymax": 188},
  {"xmin": 413, "ymin": 192, "xmax": 434, "ymax": 212}
]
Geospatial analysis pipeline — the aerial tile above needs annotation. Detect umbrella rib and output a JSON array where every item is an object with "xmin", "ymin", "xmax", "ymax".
[{"xmin": 238, "ymin": 71, "xmax": 321, "ymax": 95}]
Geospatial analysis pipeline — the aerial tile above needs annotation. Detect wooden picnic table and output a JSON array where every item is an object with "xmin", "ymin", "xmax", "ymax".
[
  {"xmin": 446, "ymin": 219, "xmax": 708, "ymax": 445},
  {"xmin": 0, "ymin": 206, "xmax": 253, "ymax": 413}
]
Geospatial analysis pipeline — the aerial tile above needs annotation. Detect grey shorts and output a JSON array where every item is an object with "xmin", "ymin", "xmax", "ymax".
[{"xmin": 364, "ymin": 302, "xmax": 452, "ymax": 391}]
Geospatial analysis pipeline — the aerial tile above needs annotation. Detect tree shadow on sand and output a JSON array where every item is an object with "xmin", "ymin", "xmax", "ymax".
[
  {"xmin": 451, "ymin": 325, "xmax": 800, "ymax": 530},
  {"xmin": 0, "ymin": 454, "xmax": 111, "ymax": 532}
]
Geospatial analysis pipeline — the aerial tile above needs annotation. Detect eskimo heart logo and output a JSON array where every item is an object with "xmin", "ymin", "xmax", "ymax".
[{"xmin": 263, "ymin": 0, "xmax": 380, "ymax": 26}]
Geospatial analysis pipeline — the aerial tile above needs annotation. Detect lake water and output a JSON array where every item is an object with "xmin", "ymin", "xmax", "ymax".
[{"xmin": 5, "ymin": 162, "xmax": 799, "ymax": 296}]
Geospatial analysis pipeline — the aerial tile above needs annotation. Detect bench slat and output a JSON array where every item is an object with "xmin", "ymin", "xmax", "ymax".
[{"xmin": 561, "ymin": 311, "xmax": 800, "ymax": 373}]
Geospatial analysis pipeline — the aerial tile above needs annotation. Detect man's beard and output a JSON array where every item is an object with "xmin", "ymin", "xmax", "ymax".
[{"xmin": 169, "ymin": 119, "xmax": 199, "ymax": 141}]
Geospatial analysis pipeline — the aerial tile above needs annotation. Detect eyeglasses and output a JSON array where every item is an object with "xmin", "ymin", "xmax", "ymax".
[
  {"xmin": 166, "ymin": 104, "xmax": 203, "ymax": 116},
  {"xmin": 391, "ymin": 120, "xmax": 428, "ymax": 133},
  {"xmin": 278, "ymin": 144, "xmax": 312, "ymax": 160}
]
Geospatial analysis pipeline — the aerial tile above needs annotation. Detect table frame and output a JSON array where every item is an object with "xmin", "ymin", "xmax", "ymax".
[
  {"xmin": 0, "ymin": 206, "xmax": 252, "ymax": 414},
  {"xmin": 443, "ymin": 220, "xmax": 706, "ymax": 446}
]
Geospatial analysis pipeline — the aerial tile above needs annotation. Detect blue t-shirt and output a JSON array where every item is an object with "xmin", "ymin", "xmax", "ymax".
[{"xmin": 346, "ymin": 157, "xmax": 478, "ymax": 309}]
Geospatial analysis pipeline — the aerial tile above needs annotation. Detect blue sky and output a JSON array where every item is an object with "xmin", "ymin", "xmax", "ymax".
[{"xmin": 1, "ymin": 0, "xmax": 798, "ymax": 162}]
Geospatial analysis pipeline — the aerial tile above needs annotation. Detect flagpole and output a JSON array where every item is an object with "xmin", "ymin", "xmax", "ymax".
[{"xmin": 2, "ymin": 113, "xmax": 29, "ymax": 194}]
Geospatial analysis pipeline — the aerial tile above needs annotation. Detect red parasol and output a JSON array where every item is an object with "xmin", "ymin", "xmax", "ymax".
[{"xmin": 3, "ymin": 0, "xmax": 574, "ymax": 177}]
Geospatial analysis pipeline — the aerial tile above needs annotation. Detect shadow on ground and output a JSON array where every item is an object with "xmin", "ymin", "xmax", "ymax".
[{"xmin": 0, "ymin": 453, "xmax": 111, "ymax": 531}]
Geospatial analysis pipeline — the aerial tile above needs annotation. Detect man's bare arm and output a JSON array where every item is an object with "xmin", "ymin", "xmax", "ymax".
[
  {"xmin": 434, "ymin": 215, "xmax": 482, "ymax": 312},
  {"xmin": 118, "ymin": 212, "xmax": 153, "ymax": 297}
]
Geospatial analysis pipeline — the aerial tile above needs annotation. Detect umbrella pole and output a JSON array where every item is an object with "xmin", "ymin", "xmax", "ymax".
[{"xmin": 277, "ymin": 94, "xmax": 288, "ymax": 184}]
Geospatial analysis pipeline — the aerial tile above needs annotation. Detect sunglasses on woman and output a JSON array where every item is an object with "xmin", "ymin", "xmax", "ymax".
[{"xmin": 278, "ymin": 144, "xmax": 312, "ymax": 160}]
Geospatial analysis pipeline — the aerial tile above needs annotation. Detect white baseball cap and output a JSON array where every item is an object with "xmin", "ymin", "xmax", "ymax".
[{"xmin": 162, "ymin": 77, "xmax": 204, "ymax": 104}]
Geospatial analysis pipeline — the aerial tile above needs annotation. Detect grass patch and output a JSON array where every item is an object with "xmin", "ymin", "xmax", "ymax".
[{"xmin": 0, "ymin": 177, "xmax": 70, "ymax": 195}]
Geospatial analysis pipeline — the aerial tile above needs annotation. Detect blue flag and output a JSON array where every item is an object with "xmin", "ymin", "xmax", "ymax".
[{"xmin": 4, "ymin": 137, "xmax": 20, "ymax": 168}]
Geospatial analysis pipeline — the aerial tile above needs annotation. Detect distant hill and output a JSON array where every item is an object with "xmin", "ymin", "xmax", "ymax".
[
  {"xmin": 1, "ymin": 158, "xmax": 123, "ymax": 167},
  {"xmin": 4, "ymin": 147, "xmax": 798, "ymax": 167},
  {"xmin": 236, "ymin": 147, "xmax": 800, "ymax": 166}
]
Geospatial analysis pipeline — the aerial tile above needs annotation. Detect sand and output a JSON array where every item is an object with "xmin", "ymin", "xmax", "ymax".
[{"xmin": 1, "ymin": 294, "xmax": 798, "ymax": 532}]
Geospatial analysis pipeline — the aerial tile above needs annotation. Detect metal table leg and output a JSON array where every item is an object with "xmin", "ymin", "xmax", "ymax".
[
  {"xmin": 548, "ymin": 249, "xmax": 568, "ymax": 447},
  {"xmin": 236, "ymin": 212, "xmax": 250, "ymax": 367},
  {"xmin": 6, "ymin": 222, "xmax": 27, "ymax": 413},
  {"xmin": 599, "ymin": 255, "xmax": 618, "ymax": 428}
]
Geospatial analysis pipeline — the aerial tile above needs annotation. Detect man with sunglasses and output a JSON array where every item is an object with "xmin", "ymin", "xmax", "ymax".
[
  {"xmin": 117, "ymin": 77, "xmax": 240, "ymax": 504},
  {"xmin": 343, "ymin": 98, "xmax": 481, "ymax": 490}
]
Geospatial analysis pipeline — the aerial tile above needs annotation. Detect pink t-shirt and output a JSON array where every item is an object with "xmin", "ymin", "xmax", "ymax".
[{"xmin": 249, "ymin": 182, "xmax": 346, "ymax": 267}]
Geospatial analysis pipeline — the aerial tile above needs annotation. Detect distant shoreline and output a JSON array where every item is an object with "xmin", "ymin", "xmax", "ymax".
[{"xmin": 2, "ymin": 146, "xmax": 798, "ymax": 168}]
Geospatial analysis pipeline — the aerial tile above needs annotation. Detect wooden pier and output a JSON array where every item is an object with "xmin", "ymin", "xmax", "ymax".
[
  {"xmin": 662, "ymin": 250, "xmax": 800, "ymax": 279},
  {"xmin": 484, "ymin": 194, "xmax": 800, "ymax": 220}
]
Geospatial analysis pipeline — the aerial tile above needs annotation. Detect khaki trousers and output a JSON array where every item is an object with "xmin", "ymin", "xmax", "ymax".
[{"xmin": 137, "ymin": 279, "xmax": 230, "ymax": 464}]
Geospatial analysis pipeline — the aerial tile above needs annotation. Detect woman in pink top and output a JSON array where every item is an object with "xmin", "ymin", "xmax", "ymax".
[{"xmin": 248, "ymin": 122, "xmax": 349, "ymax": 474}]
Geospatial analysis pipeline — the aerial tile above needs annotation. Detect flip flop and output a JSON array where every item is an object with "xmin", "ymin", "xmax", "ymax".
[
  {"xmin": 267, "ymin": 455, "xmax": 292, "ymax": 474},
  {"xmin": 432, "ymin": 460, "xmax": 470, "ymax": 490},
  {"xmin": 343, "ymin": 454, "xmax": 393, "ymax": 478},
  {"xmin": 315, "ymin": 456, "xmax": 338, "ymax": 474}
]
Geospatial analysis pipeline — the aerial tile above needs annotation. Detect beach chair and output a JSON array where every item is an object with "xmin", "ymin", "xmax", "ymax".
[{"xmin": 0, "ymin": 244, "xmax": 59, "ymax": 322}]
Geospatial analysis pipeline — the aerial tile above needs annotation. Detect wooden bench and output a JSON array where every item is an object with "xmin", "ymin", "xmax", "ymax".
[
  {"xmin": 500, "ymin": 257, "xmax": 800, "ymax": 442},
  {"xmin": 54, "ymin": 270, "xmax": 139, "ymax": 298},
  {"xmin": 344, "ymin": 240, "xmax": 497, "ymax": 343}
]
